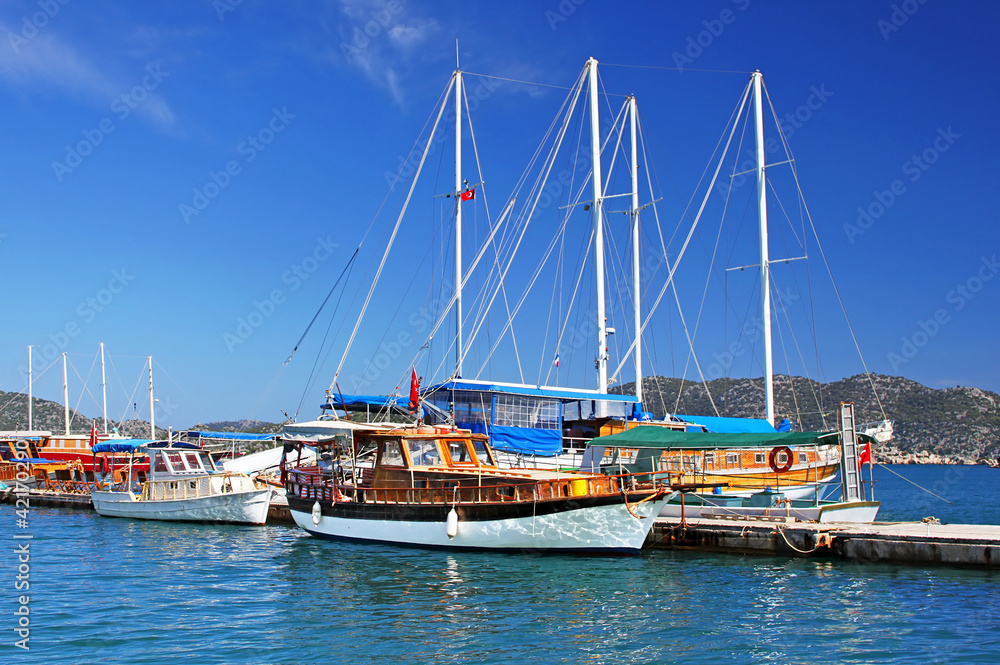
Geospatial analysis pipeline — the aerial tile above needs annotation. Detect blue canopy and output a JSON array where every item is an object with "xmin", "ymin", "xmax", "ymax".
[
  {"xmin": 184, "ymin": 430, "xmax": 276, "ymax": 442},
  {"xmin": 321, "ymin": 394, "xmax": 407, "ymax": 409},
  {"xmin": 674, "ymin": 415, "xmax": 778, "ymax": 434},
  {"xmin": 91, "ymin": 439, "xmax": 159, "ymax": 454}
]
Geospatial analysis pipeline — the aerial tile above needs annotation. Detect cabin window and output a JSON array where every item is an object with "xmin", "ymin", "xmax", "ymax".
[
  {"xmin": 199, "ymin": 452, "xmax": 217, "ymax": 472},
  {"xmin": 494, "ymin": 394, "xmax": 559, "ymax": 429},
  {"xmin": 798, "ymin": 452, "xmax": 807, "ymax": 464},
  {"xmin": 165, "ymin": 452, "xmax": 186, "ymax": 472},
  {"xmin": 472, "ymin": 440, "xmax": 494, "ymax": 466},
  {"xmin": 407, "ymin": 439, "xmax": 442, "ymax": 467},
  {"xmin": 704, "ymin": 452, "xmax": 715, "ymax": 468},
  {"xmin": 445, "ymin": 391, "xmax": 493, "ymax": 425},
  {"xmin": 726, "ymin": 453, "xmax": 739, "ymax": 468},
  {"xmin": 755, "ymin": 453, "xmax": 766, "ymax": 465},
  {"xmin": 379, "ymin": 440, "xmax": 405, "ymax": 466},
  {"xmin": 447, "ymin": 441, "xmax": 473, "ymax": 464},
  {"xmin": 153, "ymin": 454, "xmax": 169, "ymax": 473},
  {"xmin": 184, "ymin": 453, "xmax": 204, "ymax": 472}
]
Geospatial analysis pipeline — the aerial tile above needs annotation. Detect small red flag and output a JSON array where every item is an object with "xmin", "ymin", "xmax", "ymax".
[
  {"xmin": 408, "ymin": 368, "xmax": 420, "ymax": 413},
  {"xmin": 460, "ymin": 188, "xmax": 475, "ymax": 202},
  {"xmin": 857, "ymin": 441, "xmax": 872, "ymax": 469},
  {"xmin": 89, "ymin": 421, "xmax": 98, "ymax": 448}
]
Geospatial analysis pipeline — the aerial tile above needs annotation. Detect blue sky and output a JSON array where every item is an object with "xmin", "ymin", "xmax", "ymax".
[{"xmin": 0, "ymin": 0, "xmax": 996, "ymax": 430}]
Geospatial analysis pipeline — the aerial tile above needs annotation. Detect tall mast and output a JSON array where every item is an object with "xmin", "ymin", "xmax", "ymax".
[
  {"xmin": 587, "ymin": 57, "xmax": 607, "ymax": 395},
  {"xmin": 100, "ymin": 343, "xmax": 108, "ymax": 435},
  {"xmin": 753, "ymin": 71, "xmax": 774, "ymax": 426},
  {"xmin": 148, "ymin": 356, "xmax": 155, "ymax": 438},
  {"xmin": 454, "ymin": 68, "xmax": 464, "ymax": 378},
  {"xmin": 27, "ymin": 346, "xmax": 32, "ymax": 431},
  {"xmin": 629, "ymin": 95, "xmax": 642, "ymax": 409},
  {"xmin": 62, "ymin": 352, "xmax": 69, "ymax": 435}
]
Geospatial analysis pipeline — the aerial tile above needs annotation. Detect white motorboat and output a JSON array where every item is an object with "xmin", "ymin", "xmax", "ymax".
[{"xmin": 90, "ymin": 440, "xmax": 271, "ymax": 525}]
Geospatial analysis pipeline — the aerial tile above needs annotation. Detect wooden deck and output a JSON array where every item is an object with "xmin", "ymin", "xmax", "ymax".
[{"xmin": 649, "ymin": 517, "xmax": 1000, "ymax": 567}]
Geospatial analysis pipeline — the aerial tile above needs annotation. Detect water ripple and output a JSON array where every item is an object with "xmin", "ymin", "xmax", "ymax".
[{"xmin": 8, "ymin": 467, "xmax": 1000, "ymax": 664}]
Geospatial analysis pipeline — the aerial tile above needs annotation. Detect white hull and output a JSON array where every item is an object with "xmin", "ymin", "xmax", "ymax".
[
  {"xmin": 92, "ymin": 488, "xmax": 272, "ymax": 525},
  {"xmin": 291, "ymin": 495, "xmax": 673, "ymax": 553},
  {"xmin": 660, "ymin": 500, "xmax": 880, "ymax": 523}
]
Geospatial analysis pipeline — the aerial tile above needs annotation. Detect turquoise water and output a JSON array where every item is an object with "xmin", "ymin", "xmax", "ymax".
[{"xmin": 6, "ymin": 465, "xmax": 1000, "ymax": 663}]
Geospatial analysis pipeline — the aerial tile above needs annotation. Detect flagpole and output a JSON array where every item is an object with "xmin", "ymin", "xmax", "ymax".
[{"xmin": 869, "ymin": 450, "xmax": 876, "ymax": 501}]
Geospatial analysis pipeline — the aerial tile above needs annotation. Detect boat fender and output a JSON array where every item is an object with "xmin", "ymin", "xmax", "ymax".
[
  {"xmin": 311, "ymin": 501, "xmax": 322, "ymax": 525},
  {"xmin": 446, "ymin": 507, "xmax": 459, "ymax": 539},
  {"xmin": 768, "ymin": 446, "xmax": 794, "ymax": 473}
]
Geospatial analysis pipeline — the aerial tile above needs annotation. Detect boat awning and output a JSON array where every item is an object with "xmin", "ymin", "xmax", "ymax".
[
  {"xmin": 91, "ymin": 439, "xmax": 161, "ymax": 454},
  {"xmin": 674, "ymin": 414, "xmax": 778, "ymax": 433},
  {"xmin": 183, "ymin": 430, "xmax": 277, "ymax": 442},
  {"xmin": 427, "ymin": 379, "xmax": 638, "ymax": 403},
  {"xmin": 590, "ymin": 427, "xmax": 846, "ymax": 450},
  {"xmin": 281, "ymin": 420, "xmax": 388, "ymax": 443},
  {"xmin": 320, "ymin": 394, "xmax": 407, "ymax": 410}
]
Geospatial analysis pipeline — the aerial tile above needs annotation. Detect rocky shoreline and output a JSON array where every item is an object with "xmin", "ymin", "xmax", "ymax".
[{"xmin": 877, "ymin": 448, "xmax": 1000, "ymax": 467}]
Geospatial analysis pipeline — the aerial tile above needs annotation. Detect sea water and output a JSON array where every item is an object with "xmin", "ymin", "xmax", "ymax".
[{"xmin": 5, "ymin": 464, "xmax": 1000, "ymax": 664}]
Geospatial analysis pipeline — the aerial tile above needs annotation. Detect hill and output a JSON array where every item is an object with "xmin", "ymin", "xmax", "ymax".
[
  {"xmin": 615, "ymin": 373, "xmax": 1000, "ymax": 464},
  {"xmin": 0, "ymin": 390, "xmax": 169, "ymax": 438}
]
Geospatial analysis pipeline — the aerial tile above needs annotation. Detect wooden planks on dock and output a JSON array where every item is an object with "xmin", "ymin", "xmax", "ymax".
[{"xmin": 649, "ymin": 517, "xmax": 1000, "ymax": 567}]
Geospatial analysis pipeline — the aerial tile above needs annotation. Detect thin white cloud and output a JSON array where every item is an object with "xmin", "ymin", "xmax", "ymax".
[
  {"xmin": 336, "ymin": 0, "xmax": 440, "ymax": 106},
  {"xmin": 0, "ymin": 29, "xmax": 181, "ymax": 135}
]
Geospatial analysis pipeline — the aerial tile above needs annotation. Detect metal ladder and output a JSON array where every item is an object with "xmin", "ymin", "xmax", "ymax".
[{"xmin": 838, "ymin": 402, "xmax": 861, "ymax": 502}]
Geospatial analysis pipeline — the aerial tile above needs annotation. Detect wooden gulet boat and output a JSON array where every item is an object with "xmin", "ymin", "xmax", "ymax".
[{"xmin": 282, "ymin": 422, "xmax": 678, "ymax": 554}]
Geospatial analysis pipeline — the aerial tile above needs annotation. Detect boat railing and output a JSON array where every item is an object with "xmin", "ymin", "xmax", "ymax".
[{"xmin": 286, "ymin": 468, "xmax": 676, "ymax": 506}]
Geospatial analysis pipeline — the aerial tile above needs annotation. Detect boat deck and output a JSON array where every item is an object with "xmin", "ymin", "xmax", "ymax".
[{"xmin": 649, "ymin": 516, "xmax": 1000, "ymax": 567}]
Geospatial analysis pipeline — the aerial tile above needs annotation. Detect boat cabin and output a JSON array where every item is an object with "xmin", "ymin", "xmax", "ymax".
[{"xmin": 148, "ymin": 447, "xmax": 221, "ymax": 481}]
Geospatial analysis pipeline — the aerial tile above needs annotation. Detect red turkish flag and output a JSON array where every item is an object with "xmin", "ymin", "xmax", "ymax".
[
  {"xmin": 408, "ymin": 368, "xmax": 420, "ymax": 413},
  {"xmin": 89, "ymin": 421, "xmax": 98, "ymax": 448},
  {"xmin": 460, "ymin": 188, "xmax": 475, "ymax": 202},
  {"xmin": 857, "ymin": 441, "xmax": 872, "ymax": 469}
]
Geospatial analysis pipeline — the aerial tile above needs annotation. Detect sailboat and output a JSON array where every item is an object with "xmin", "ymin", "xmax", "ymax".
[
  {"xmin": 289, "ymin": 58, "xmax": 885, "ymax": 535},
  {"xmin": 280, "ymin": 59, "xmax": 699, "ymax": 552},
  {"xmin": 1, "ymin": 345, "xmax": 142, "ymax": 486},
  {"xmin": 579, "ymin": 70, "xmax": 883, "ymax": 522}
]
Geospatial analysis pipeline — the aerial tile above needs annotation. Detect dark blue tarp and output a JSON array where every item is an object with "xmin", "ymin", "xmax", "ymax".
[
  {"xmin": 147, "ymin": 441, "xmax": 199, "ymax": 449},
  {"xmin": 184, "ymin": 430, "xmax": 276, "ymax": 442},
  {"xmin": 464, "ymin": 423, "xmax": 563, "ymax": 457},
  {"xmin": 674, "ymin": 415, "xmax": 778, "ymax": 434},
  {"xmin": 321, "ymin": 394, "xmax": 407, "ymax": 410}
]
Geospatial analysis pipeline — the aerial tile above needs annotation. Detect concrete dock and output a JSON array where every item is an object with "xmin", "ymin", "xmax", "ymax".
[{"xmin": 649, "ymin": 516, "xmax": 1000, "ymax": 567}]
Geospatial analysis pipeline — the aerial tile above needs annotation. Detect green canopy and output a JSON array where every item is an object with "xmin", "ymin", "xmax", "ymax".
[{"xmin": 590, "ymin": 426, "xmax": 866, "ymax": 450}]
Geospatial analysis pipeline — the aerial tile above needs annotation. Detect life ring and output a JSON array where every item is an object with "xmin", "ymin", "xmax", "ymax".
[{"xmin": 768, "ymin": 446, "xmax": 794, "ymax": 473}]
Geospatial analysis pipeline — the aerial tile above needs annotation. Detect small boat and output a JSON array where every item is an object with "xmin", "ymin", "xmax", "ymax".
[
  {"xmin": 90, "ymin": 439, "xmax": 272, "ymax": 525},
  {"xmin": 281, "ymin": 420, "xmax": 676, "ymax": 553}
]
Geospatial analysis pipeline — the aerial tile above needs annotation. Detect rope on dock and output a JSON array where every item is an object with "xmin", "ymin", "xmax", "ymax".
[{"xmin": 774, "ymin": 525, "xmax": 828, "ymax": 554}]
